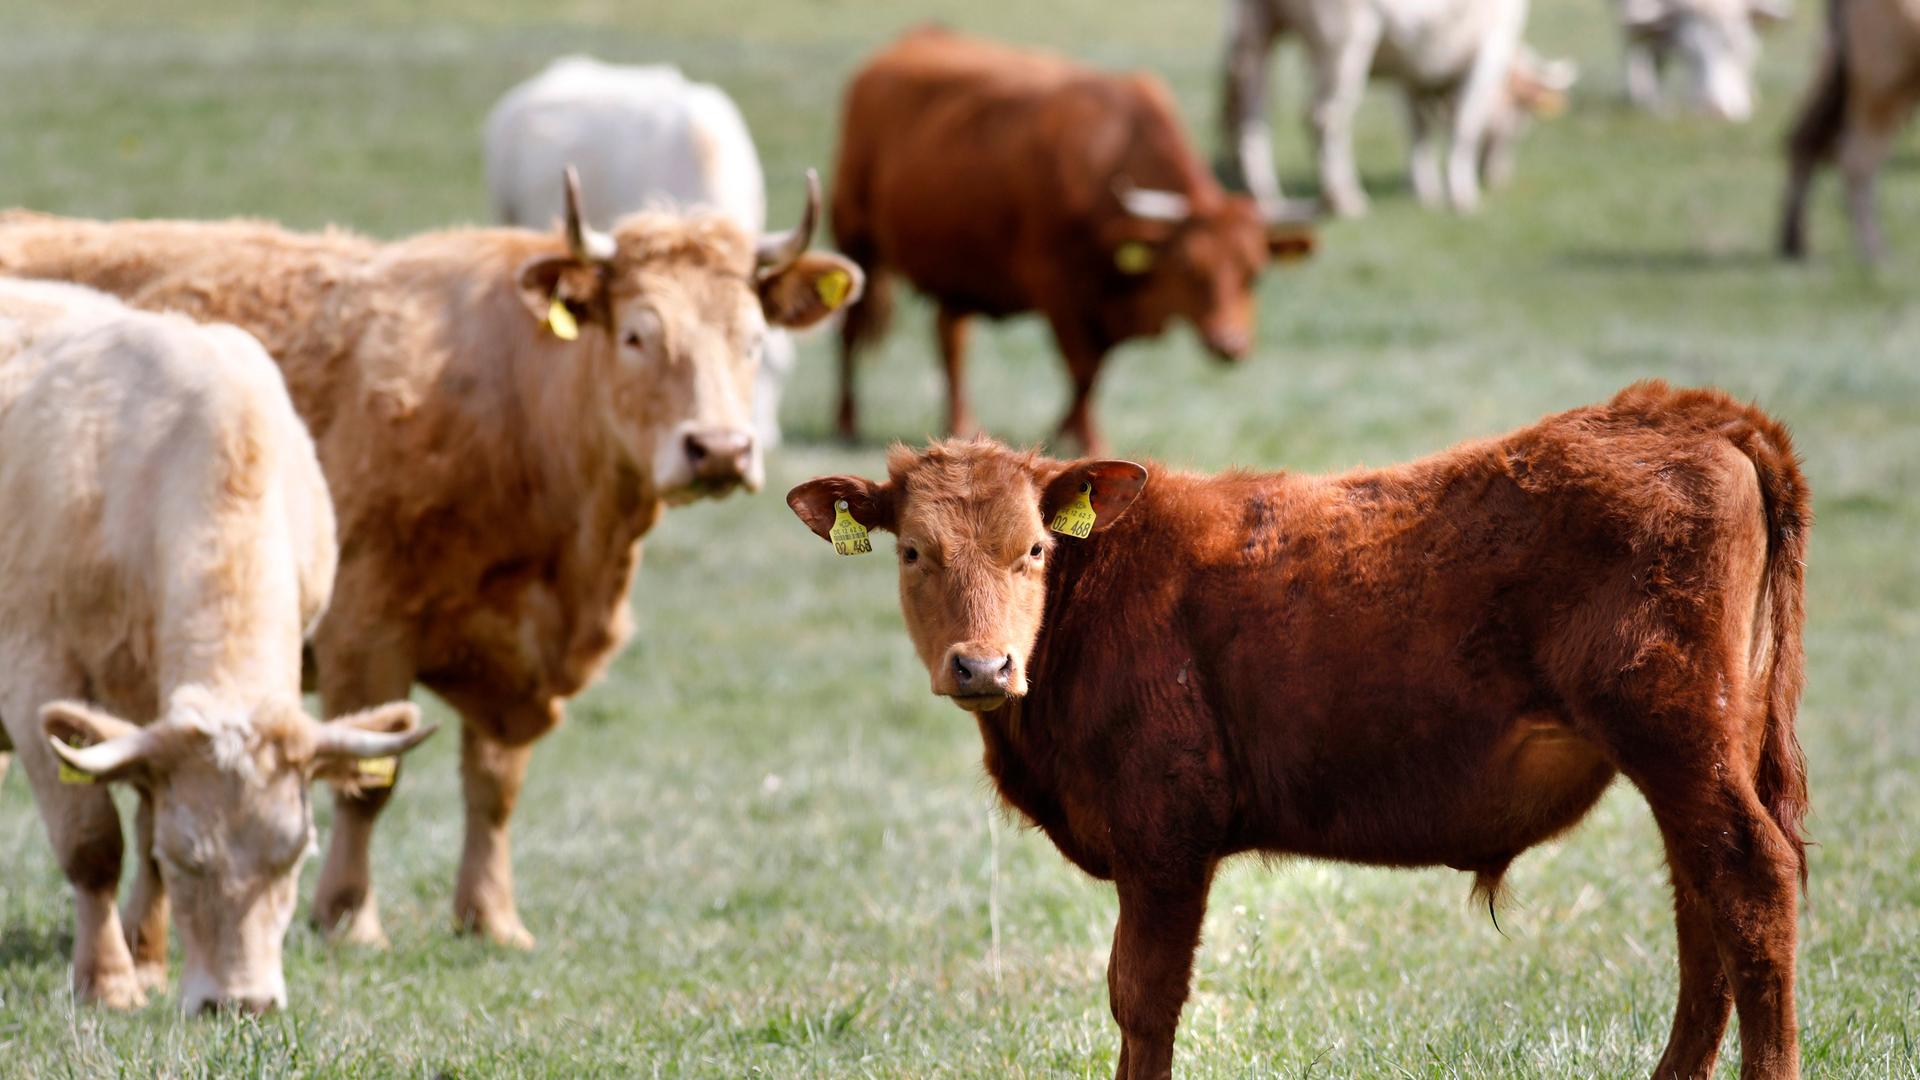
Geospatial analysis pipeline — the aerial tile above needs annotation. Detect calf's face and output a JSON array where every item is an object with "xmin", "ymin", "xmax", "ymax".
[
  {"xmin": 43, "ymin": 694, "xmax": 435, "ymax": 1014},
  {"xmin": 790, "ymin": 441, "xmax": 1146, "ymax": 712}
]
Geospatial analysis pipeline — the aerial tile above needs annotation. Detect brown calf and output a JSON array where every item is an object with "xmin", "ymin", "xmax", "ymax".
[
  {"xmin": 831, "ymin": 26, "xmax": 1314, "ymax": 454},
  {"xmin": 1779, "ymin": 0, "xmax": 1920, "ymax": 261},
  {"xmin": 791, "ymin": 381, "xmax": 1810, "ymax": 1080}
]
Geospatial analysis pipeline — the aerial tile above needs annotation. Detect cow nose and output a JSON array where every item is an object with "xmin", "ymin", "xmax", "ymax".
[
  {"xmin": 1202, "ymin": 327, "xmax": 1250, "ymax": 361},
  {"xmin": 951, "ymin": 653, "xmax": 1013, "ymax": 692},
  {"xmin": 684, "ymin": 428, "xmax": 754, "ymax": 484},
  {"xmin": 196, "ymin": 993, "xmax": 282, "ymax": 1017}
]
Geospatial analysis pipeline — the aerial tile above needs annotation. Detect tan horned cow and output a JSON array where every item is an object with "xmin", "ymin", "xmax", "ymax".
[
  {"xmin": 0, "ymin": 171, "xmax": 861, "ymax": 948},
  {"xmin": 791, "ymin": 381, "xmax": 1810, "ymax": 1080},
  {"xmin": 0, "ymin": 278, "xmax": 433, "ymax": 1012}
]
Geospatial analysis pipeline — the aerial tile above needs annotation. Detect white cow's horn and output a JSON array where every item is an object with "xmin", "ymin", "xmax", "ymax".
[
  {"xmin": 562, "ymin": 165, "xmax": 616, "ymax": 263},
  {"xmin": 314, "ymin": 719, "xmax": 440, "ymax": 761},
  {"xmin": 756, "ymin": 168, "xmax": 820, "ymax": 278},
  {"xmin": 1116, "ymin": 180, "xmax": 1192, "ymax": 223}
]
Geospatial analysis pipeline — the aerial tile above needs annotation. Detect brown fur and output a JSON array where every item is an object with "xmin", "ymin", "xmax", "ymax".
[
  {"xmin": 829, "ymin": 26, "xmax": 1314, "ymax": 453},
  {"xmin": 1778, "ymin": 0, "xmax": 1920, "ymax": 260},
  {"xmin": 0, "ymin": 206, "xmax": 851, "ymax": 947},
  {"xmin": 792, "ymin": 382, "xmax": 1811, "ymax": 1080}
]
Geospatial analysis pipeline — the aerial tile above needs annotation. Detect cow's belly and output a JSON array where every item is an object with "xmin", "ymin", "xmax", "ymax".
[{"xmin": 1238, "ymin": 710, "xmax": 1616, "ymax": 868}]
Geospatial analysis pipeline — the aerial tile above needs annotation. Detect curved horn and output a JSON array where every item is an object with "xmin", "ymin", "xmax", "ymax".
[
  {"xmin": 42, "ymin": 701, "xmax": 157, "ymax": 780},
  {"xmin": 1115, "ymin": 180, "xmax": 1192, "ymax": 223},
  {"xmin": 756, "ymin": 168, "xmax": 820, "ymax": 277},
  {"xmin": 562, "ymin": 165, "xmax": 615, "ymax": 263},
  {"xmin": 313, "ymin": 703, "xmax": 438, "ymax": 761}
]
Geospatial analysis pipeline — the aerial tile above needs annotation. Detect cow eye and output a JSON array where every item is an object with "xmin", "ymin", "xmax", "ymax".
[
  {"xmin": 903, "ymin": 546, "xmax": 919, "ymax": 565},
  {"xmin": 623, "ymin": 330, "xmax": 645, "ymax": 350},
  {"xmin": 1029, "ymin": 543, "xmax": 1044, "ymax": 559}
]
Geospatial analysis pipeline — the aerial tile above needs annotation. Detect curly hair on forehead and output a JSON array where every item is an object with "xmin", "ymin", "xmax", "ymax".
[
  {"xmin": 885, "ymin": 437, "xmax": 1048, "ymax": 494},
  {"xmin": 605, "ymin": 211, "xmax": 754, "ymax": 278}
]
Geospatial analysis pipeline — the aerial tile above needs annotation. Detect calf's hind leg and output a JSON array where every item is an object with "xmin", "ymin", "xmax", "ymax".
[{"xmin": 1650, "ymin": 874, "xmax": 1734, "ymax": 1079}]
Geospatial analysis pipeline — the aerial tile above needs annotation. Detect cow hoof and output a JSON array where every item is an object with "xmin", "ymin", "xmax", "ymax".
[
  {"xmin": 1326, "ymin": 195, "xmax": 1370, "ymax": 219},
  {"xmin": 315, "ymin": 901, "xmax": 389, "ymax": 949},
  {"xmin": 457, "ymin": 908, "xmax": 535, "ymax": 950},
  {"xmin": 80, "ymin": 969, "xmax": 148, "ymax": 1010},
  {"xmin": 132, "ymin": 961, "xmax": 168, "ymax": 993}
]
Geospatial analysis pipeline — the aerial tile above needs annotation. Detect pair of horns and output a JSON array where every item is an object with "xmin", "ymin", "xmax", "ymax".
[{"xmin": 559, "ymin": 165, "xmax": 822, "ymax": 276}]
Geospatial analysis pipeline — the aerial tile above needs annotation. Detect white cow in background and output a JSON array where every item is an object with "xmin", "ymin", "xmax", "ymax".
[
  {"xmin": 1219, "ymin": 0, "xmax": 1577, "ymax": 217},
  {"xmin": 1616, "ymin": 0, "xmax": 1788, "ymax": 121},
  {"xmin": 486, "ymin": 56, "xmax": 797, "ymax": 446},
  {"xmin": 0, "ymin": 278, "xmax": 434, "ymax": 1013}
]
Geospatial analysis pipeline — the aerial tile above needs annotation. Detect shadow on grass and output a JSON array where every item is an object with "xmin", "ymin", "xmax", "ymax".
[
  {"xmin": 0, "ymin": 923, "xmax": 73, "ymax": 968},
  {"xmin": 1556, "ymin": 246, "xmax": 1781, "ymax": 273}
]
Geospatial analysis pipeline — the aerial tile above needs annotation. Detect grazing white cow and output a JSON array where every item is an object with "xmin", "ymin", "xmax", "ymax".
[
  {"xmin": 485, "ymin": 56, "xmax": 798, "ymax": 446},
  {"xmin": 0, "ymin": 279, "xmax": 434, "ymax": 1013},
  {"xmin": 1220, "ymin": 0, "xmax": 1576, "ymax": 216},
  {"xmin": 1616, "ymin": 0, "xmax": 1787, "ymax": 121}
]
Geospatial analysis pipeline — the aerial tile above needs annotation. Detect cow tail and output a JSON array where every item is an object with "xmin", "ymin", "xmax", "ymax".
[
  {"xmin": 1787, "ymin": 0, "xmax": 1850, "ymax": 166},
  {"xmin": 1733, "ymin": 409, "xmax": 1813, "ymax": 890},
  {"xmin": 838, "ymin": 262, "xmax": 893, "ymax": 355}
]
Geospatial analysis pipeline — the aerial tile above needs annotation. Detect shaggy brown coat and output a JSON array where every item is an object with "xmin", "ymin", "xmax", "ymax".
[
  {"xmin": 791, "ymin": 381, "xmax": 1810, "ymax": 1080},
  {"xmin": 830, "ymin": 26, "xmax": 1314, "ymax": 453},
  {"xmin": 0, "ymin": 206, "xmax": 855, "ymax": 948}
]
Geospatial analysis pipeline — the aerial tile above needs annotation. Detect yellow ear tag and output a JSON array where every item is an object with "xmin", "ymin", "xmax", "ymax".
[
  {"xmin": 815, "ymin": 268, "xmax": 853, "ymax": 310},
  {"xmin": 546, "ymin": 296, "xmax": 579, "ymax": 341},
  {"xmin": 356, "ymin": 756, "xmax": 397, "ymax": 788},
  {"xmin": 1050, "ymin": 483, "xmax": 1097, "ymax": 539},
  {"xmin": 57, "ymin": 754, "xmax": 94, "ymax": 786},
  {"xmin": 829, "ymin": 499, "xmax": 872, "ymax": 556},
  {"xmin": 1114, "ymin": 241, "xmax": 1155, "ymax": 275}
]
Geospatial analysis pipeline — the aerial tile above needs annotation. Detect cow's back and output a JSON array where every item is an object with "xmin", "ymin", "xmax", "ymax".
[{"xmin": 486, "ymin": 57, "xmax": 767, "ymax": 234}]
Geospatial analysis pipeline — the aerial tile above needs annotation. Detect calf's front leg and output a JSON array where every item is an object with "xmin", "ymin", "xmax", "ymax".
[{"xmin": 1107, "ymin": 872, "xmax": 1213, "ymax": 1080}]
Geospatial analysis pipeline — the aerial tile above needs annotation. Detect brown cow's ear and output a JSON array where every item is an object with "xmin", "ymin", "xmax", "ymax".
[
  {"xmin": 1040, "ymin": 460, "xmax": 1148, "ymax": 536},
  {"xmin": 1265, "ymin": 222, "xmax": 1317, "ymax": 263},
  {"xmin": 787, "ymin": 475, "xmax": 896, "ymax": 542},
  {"xmin": 515, "ymin": 254, "xmax": 608, "ymax": 336},
  {"xmin": 759, "ymin": 253, "xmax": 865, "ymax": 330}
]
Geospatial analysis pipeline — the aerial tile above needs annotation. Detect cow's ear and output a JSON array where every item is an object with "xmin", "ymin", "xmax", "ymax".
[
  {"xmin": 515, "ymin": 254, "xmax": 608, "ymax": 336},
  {"xmin": 1040, "ymin": 460, "xmax": 1148, "ymax": 536},
  {"xmin": 787, "ymin": 475, "xmax": 896, "ymax": 542},
  {"xmin": 42, "ymin": 702, "xmax": 159, "ymax": 784},
  {"xmin": 1266, "ymin": 221, "xmax": 1317, "ymax": 263},
  {"xmin": 759, "ymin": 253, "xmax": 865, "ymax": 330}
]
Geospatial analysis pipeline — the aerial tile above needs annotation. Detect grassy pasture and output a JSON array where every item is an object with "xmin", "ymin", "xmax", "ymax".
[{"xmin": 1, "ymin": 0, "xmax": 1917, "ymax": 1075}]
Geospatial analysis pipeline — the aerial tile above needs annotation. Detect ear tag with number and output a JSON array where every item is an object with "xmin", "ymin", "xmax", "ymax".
[
  {"xmin": 356, "ymin": 756, "xmax": 398, "ymax": 788},
  {"xmin": 815, "ymin": 268, "xmax": 853, "ymax": 310},
  {"xmin": 830, "ymin": 499, "xmax": 872, "ymax": 556},
  {"xmin": 546, "ymin": 295, "xmax": 579, "ymax": 341},
  {"xmin": 57, "ymin": 740, "xmax": 94, "ymax": 786},
  {"xmin": 1050, "ymin": 483, "xmax": 1097, "ymax": 539},
  {"xmin": 1114, "ymin": 241, "xmax": 1155, "ymax": 275}
]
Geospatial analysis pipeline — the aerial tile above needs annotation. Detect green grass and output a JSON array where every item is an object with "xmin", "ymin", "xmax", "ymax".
[{"xmin": 2, "ymin": 0, "xmax": 1917, "ymax": 1075}]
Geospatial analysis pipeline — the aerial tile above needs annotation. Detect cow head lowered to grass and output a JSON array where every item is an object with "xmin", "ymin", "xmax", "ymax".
[
  {"xmin": 515, "ymin": 167, "xmax": 862, "ymax": 503},
  {"xmin": 44, "ymin": 696, "xmax": 434, "ymax": 1014},
  {"xmin": 789, "ymin": 385, "xmax": 1811, "ymax": 1080}
]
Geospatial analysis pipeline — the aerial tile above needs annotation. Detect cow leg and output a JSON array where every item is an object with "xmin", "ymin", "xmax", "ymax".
[
  {"xmin": 453, "ymin": 721, "xmax": 537, "ymax": 949},
  {"xmin": 1624, "ymin": 39, "xmax": 1663, "ymax": 110},
  {"xmin": 311, "ymin": 635, "xmax": 417, "ymax": 947},
  {"xmin": 1107, "ymin": 871, "xmax": 1212, "ymax": 1080},
  {"xmin": 1406, "ymin": 94, "xmax": 1446, "ymax": 208},
  {"xmin": 1837, "ymin": 104, "xmax": 1904, "ymax": 263},
  {"xmin": 936, "ymin": 306, "xmax": 977, "ymax": 437},
  {"xmin": 122, "ymin": 791, "xmax": 171, "ymax": 993},
  {"xmin": 1049, "ymin": 321, "xmax": 1111, "ymax": 455},
  {"xmin": 1650, "ymin": 872, "xmax": 1735, "ymax": 1078},
  {"xmin": 1220, "ymin": 0, "xmax": 1288, "ymax": 211},
  {"xmin": 1445, "ymin": 39, "xmax": 1515, "ymax": 213},
  {"xmin": 1627, "ymin": 759, "xmax": 1799, "ymax": 1079},
  {"xmin": 1309, "ymin": 14, "xmax": 1381, "ymax": 217}
]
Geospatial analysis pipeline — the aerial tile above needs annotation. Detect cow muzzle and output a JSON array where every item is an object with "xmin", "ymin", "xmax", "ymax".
[
  {"xmin": 182, "ymin": 970, "xmax": 287, "ymax": 1017},
  {"xmin": 1201, "ymin": 325, "xmax": 1252, "ymax": 363},
  {"xmin": 660, "ymin": 425, "xmax": 762, "ymax": 503},
  {"xmin": 938, "ymin": 647, "xmax": 1018, "ymax": 711}
]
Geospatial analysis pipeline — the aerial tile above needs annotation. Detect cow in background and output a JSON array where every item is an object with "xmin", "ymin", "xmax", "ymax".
[
  {"xmin": 1219, "ymin": 0, "xmax": 1576, "ymax": 216},
  {"xmin": 0, "ymin": 278, "xmax": 433, "ymax": 1012},
  {"xmin": 831, "ymin": 27, "xmax": 1315, "ymax": 456},
  {"xmin": 486, "ymin": 56, "xmax": 798, "ymax": 447},
  {"xmin": 1779, "ymin": 0, "xmax": 1919, "ymax": 261},
  {"xmin": 0, "ymin": 173, "xmax": 860, "ymax": 950},
  {"xmin": 790, "ymin": 381, "xmax": 1810, "ymax": 1080},
  {"xmin": 1615, "ymin": 0, "xmax": 1789, "ymax": 121}
]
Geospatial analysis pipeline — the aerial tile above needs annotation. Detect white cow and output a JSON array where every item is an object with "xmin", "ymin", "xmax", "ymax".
[
  {"xmin": 1616, "ymin": 0, "xmax": 1788, "ymax": 121},
  {"xmin": 1220, "ymin": 0, "xmax": 1576, "ymax": 216},
  {"xmin": 485, "ymin": 56, "xmax": 798, "ymax": 447},
  {"xmin": 0, "ymin": 279, "xmax": 434, "ymax": 1013}
]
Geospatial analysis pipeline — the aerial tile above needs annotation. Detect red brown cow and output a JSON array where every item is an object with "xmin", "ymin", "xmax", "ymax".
[
  {"xmin": 790, "ymin": 381, "xmax": 1810, "ymax": 1080},
  {"xmin": 831, "ymin": 26, "xmax": 1316, "ymax": 454}
]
